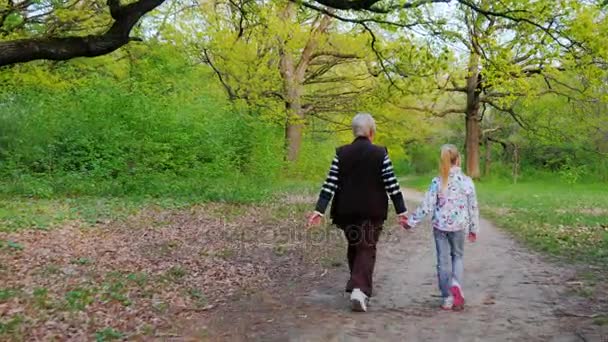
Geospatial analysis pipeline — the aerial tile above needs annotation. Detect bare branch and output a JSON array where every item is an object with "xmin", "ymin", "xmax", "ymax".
[
  {"xmin": 311, "ymin": 51, "xmax": 360, "ymax": 59},
  {"xmin": 202, "ymin": 48, "xmax": 238, "ymax": 101},
  {"xmin": 396, "ymin": 104, "xmax": 465, "ymax": 117},
  {"xmin": 482, "ymin": 99, "xmax": 530, "ymax": 129}
]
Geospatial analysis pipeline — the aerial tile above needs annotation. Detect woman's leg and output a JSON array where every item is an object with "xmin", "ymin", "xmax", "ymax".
[
  {"xmin": 433, "ymin": 229, "xmax": 451, "ymax": 299},
  {"xmin": 343, "ymin": 221, "xmax": 382, "ymax": 297},
  {"xmin": 342, "ymin": 224, "xmax": 358, "ymax": 294}
]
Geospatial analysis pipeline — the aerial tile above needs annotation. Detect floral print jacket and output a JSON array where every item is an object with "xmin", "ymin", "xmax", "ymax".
[{"xmin": 408, "ymin": 167, "xmax": 480, "ymax": 234}]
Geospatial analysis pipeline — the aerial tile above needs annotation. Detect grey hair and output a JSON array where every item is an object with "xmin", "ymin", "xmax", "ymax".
[{"xmin": 351, "ymin": 113, "xmax": 376, "ymax": 137}]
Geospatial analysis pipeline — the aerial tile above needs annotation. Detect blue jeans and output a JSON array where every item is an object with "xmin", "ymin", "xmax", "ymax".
[{"xmin": 433, "ymin": 229, "xmax": 465, "ymax": 298}]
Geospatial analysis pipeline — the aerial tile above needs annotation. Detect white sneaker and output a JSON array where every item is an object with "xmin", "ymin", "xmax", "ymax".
[
  {"xmin": 441, "ymin": 296, "xmax": 454, "ymax": 310},
  {"xmin": 350, "ymin": 288, "xmax": 368, "ymax": 312}
]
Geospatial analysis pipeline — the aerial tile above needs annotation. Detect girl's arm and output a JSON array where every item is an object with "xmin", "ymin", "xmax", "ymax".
[
  {"xmin": 466, "ymin": 180, "xmax": 480, "ymax": 235},
  {"xmin": 408, "ymin": 178, "xmax": 439, "ymax": 228}
]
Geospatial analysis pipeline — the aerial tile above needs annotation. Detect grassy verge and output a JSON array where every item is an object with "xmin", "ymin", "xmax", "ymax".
[
  {"xmin": 404, "ymin": 175, "xmax": 608, "ymax": 264},
  {"xmin": 0, "ymin": 179, "xmax": 319, "ymax": 233},
  {"xmin": 478, "ymin": 181, "xmax": 608, "ymax": 263}
]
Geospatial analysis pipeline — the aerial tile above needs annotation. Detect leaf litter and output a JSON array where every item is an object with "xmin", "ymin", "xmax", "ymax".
[{"xmin": 0, "ymin": 201, "xmax": 343, "ymax": 340}]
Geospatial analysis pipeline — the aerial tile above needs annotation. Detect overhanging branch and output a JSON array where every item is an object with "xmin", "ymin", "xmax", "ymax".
[
  {"xmin": 482, "ymin": 98, "xmax": 530, "ymax": 129},
  {"xmin": 300, "ymin": 1, "xmax": 427, "ymax": 28},
  {"xmin": 0, "ymin": 0, "xmax": 166, "ymax": 67},
  {"xmin": 456, "ymin": 0, "xmax": 580, "ymax": 53},
  {"xmin": 310, "ymin": 0, "xmax": 450, "ymax": 13}
]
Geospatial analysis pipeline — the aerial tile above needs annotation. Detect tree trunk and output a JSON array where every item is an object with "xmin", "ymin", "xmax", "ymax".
[
  {"xmin": 278, "ymin": 4, "xmax": 331, "ymax": 162},
  {"xmin": 484, "ymin": 137, "xmax": 492, "ymax": 178},
  {"xmin": 283, "ymin": 79, "xmax": 305, "ymax": 162},
  {"xmin": 512, "ymin": 144, "xmax": 520, "ymax": 184},
  {"xmin": 465, "ymin": 53, "xmax": 481, "ymax": 179},
  {"xmin": 285, "ymin": 118, "xmax": 304, "ymax": 161}
]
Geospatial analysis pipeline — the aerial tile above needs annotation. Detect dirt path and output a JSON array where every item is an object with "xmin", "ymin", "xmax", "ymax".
[{"xmin": 209, "ymin": 191, "xmax": 606, "ymax": 341}]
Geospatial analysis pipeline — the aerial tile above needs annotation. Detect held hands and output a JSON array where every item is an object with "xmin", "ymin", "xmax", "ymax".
[
  {"xmin": 398, "ymin": 214, "xmax": 411, "ymax": 230},
  {"xmin": 307, "ymin": 211, "xmax": 323, "ymax": 227},
  {"xmin": 308, "ymin": 212, "xmax": 413, "ymax": 230},
  {"xmin": 468, "ymin": 232, "xmax": 477, "ymax": 242}
]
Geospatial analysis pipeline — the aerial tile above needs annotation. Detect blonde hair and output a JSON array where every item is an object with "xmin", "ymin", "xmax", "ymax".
[{"xmin": 440, "ymin": 144, "xmax": 460, "ymax": 191}]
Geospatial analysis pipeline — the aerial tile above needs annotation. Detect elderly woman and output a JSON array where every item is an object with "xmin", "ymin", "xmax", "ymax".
[{"xmin": 308, "ymin": 113, "xmax": 408, "ymax": 312}]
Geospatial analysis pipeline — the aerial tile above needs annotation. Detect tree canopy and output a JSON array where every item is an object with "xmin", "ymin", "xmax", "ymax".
[{"xmin": 1, "ymin": 0, "xmax": 607, "ymax": 178}]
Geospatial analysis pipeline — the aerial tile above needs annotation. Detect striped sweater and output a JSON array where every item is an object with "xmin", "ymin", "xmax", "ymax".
[{"xmin": 314, "ymin": 153, "xmax": 407, "ymax": 216}]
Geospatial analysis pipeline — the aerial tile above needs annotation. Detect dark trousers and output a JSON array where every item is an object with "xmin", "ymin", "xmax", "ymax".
[{"xmin": 339, "ymin": 220, "xmax": 382, "ymax": 297}]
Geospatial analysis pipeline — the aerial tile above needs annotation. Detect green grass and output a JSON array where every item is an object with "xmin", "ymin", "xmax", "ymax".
[
  {"xmin": 0, "ymin": 197, "xmax": 146, "ymax": 232},
  {"xmin": 95, "ymin": 327, "xmax": 124, "ymax": 341},
  {"xmin": 0, "ymin": 179, "xmax": 320, "ymax": 232},
  {"xmin": 0, "ymin": 315, "xmax": 23, "ymax": 338},
  {"xmin": 64, "ymin": 287, "xmax": 96, "ymax": 311},
  {"xmin": 478, "ymin": 180, "xmax": 608, "ymax": 262},
  {"xmin": 405, "ymin": 175, "xmax": 608, "ymax": 263},
  {"xmin": 0, "ymin": 193, "xmax": 254, "ymax": 232},
  {"xmin": 0, "ymin": 288, "xmax": 19, "ymax": 302}
]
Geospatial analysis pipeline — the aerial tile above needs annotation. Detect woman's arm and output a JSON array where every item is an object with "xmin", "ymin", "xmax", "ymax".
[
  {"xmin": 382, "ymin": 153, "xmax": 407, "ymax": 215},
  {"xmin": 313, "ymin": 155, "xmax": 339, "ymax": 215}
]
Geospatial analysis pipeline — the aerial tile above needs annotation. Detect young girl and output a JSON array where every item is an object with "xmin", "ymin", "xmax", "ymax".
[{"xmin": 407, "ymin": 144, "xmax": 479, "ymax": 311}]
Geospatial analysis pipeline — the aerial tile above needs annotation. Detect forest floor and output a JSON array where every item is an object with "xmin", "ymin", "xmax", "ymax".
[{"xmin": 1, "ymin": 191, "xmax": 607, "ymax": 341}]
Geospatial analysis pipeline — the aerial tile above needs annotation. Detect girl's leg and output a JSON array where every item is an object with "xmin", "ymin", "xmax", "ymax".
[
  {"xmin": 448, "ymin": 230, "xmax": 466, "ymax": 309},
  {"xmin": 449, "ymin": 230, "xmax": 465, "ymax": 286},
  {"xmin": 433, "ymin": 229, "xmax": 451, "ymax": 299}
]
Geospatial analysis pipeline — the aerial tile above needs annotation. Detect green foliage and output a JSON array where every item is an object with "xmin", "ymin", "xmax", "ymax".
[
  {"xmin": 164, "ymin": 266, "xmax": 187, "ymax": 283},
  {"xmin": 33, "ymin": 288, "xmax": 51, "ymax": 309},
  {"xmin": 187, "ymin": 288, "xmax": 208, "ymax": 308},
  {"xmin": 64, "ymin": 287, "xmax": 95, "ymax": 311},
  {"xmin": 287, "ymin": 133, "xmax": 339, "ymax": 180},
  {"xmin": 0, "ymin": 240, "xmax": 23, "ymax": 250},
  {"xmin": 95, "ymin": 328, "xmax": 125, "ymax": 342},
  {"xmin": 0, "ymin": 288, "xmax": 18, "ymax": 302},
  {"xmin": 558, "ymin": 160, "xmax": 589, "ymax": 185},
  {"xmin": 404, "ymin": 142, "xmax": 440, "ymax": 174},
  {"xmin": 0, "ymin": 45, "xmax": 284, "ymax": 204},
  {"xmin": 0, "ymin": 315, "xmax": 23, "ymax": 337}
]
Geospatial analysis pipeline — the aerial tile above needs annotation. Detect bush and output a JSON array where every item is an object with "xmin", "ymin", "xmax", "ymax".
[
  {"xmin": 286, "ymin": 132, "xmax": 340, "ymax": 181},
  {"xmin": 0, "ymin": 49, "xmax": 284, "ymax": 202},
  {"xmin": 405, "ymin": 142, "xmax": 440, "ymax": 174}
]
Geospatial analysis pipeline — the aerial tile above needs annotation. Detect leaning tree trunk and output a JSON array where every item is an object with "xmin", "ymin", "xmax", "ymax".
[{"xmin": 465, "ymin": 53, "xmax": 482, "ymax": 179}]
